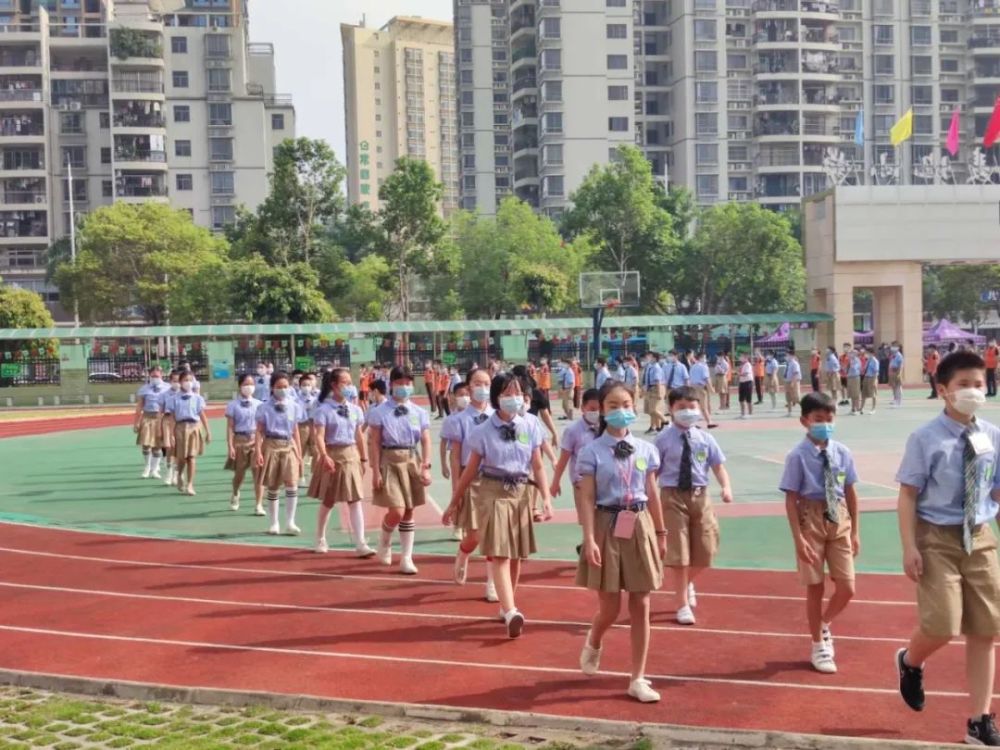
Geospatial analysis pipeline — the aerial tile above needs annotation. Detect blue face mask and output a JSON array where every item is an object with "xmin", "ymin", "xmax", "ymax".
[
  {"xmin": 499, "ymin": 396, "xmax": 523, "ymax": 415},
  {"xmin": 341, "ymin": 385, "xmax": 358, "ymax": 400},
  {"xmin": 809, "ymin": 423, "xmax": 835, "ymax": 442},
  {"xmin": 604, "ymin": 409, "xmax": 637, "ymax": 429},
  {"xmin": 393, "ymin": 385, "xmax": 413, "ymax": 400}
]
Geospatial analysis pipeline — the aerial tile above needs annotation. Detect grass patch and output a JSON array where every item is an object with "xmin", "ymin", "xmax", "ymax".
[{"xmin": 358, "ymin": 715, "xmax": 384, "ymax": 728}]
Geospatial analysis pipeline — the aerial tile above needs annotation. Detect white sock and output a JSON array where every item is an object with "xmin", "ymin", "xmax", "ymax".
[
  {"xmin": 267, "ymin": 492, "xmax": 279, "ymax": 525},
  {"xmin": 151, "ymin": 453, "xmax": 161, "ymax": 473},
  {"xmin": 485, "ymin": 563, "xmax": 494, "ymax": 586},
  {"xmin": 144, "ymin": 452, "xmax": 154, "ymax": 471},
  {"xmin": 379, "ymin": 523, "xmax": 393, "ymax": 548},
  {"xmin": 284, "ymin": 488, "xmax": 299, "ymax": 527},
  {"xmin": 316, "ymin": 504, "xmax": 332, "ymax": 542},
  {"xmin": 349, "ymin": 501, "xmax": 366, "ymax": 547},
  {"xmin": 399, "ymin": 520, "xmax": 415, "ymax": 560}
]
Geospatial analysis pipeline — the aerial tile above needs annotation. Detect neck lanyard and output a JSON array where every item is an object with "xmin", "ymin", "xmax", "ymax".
[{"xmin": 612, "ymin": 450, "xmax": 635, "ymax": 507}]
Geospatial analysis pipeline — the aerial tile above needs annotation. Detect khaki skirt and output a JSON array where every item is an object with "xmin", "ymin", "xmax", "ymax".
[
  {"xmin": 575, "ymin": 507, "xmax": 662, "ymax": 593},
  {"xmin": 373, "ymin": 448, "xmax": 426, "ymax": 510},
  {"xmin": 308, "ymin": 444, "xmax": 365, "ymax": 508},
  {"xmin": 136, "ymin": 413, "xmax": 162, "ymax": 449},
  {"xmin": 861, "ymin": 376, "xmax": 877, "ymax": 398},
  {"xmin": 473, "ymin": 477, "xmax": 536, "ymax": 560},
  {"xmin": 224, "ymin": 433, "xmax": 257, "ymax": 476},
  {"xmin": 455, "ymin": 476, "xmax": 482, "ymax": 533},
  {"xmin": 260, "ymin": 437, "xmax": 301, "ymax": 489},
  {"xmin": 173, "ymin": 421, "xmax": 204, "ymax": 460}
]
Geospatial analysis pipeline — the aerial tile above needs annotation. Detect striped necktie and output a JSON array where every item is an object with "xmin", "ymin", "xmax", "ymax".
[
  {"xmin": 819, "ymin": 449, "xmax": 839, "ymax": 524},
  {"xmin": 962, "ymin": 428, "xmax": 979, "ymax": 555}
]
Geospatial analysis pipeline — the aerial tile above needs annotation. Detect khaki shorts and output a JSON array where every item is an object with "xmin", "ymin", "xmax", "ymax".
[
  {"xmin": 916, "ymin": 520, "xmax": 1000, "ymax": 638},
  {"xmin": 660, "ymin": 488, "xmax": 719, "ymax": 568},
  {"xmin": 785, "ymin": 380, "xmax": 801, "ymax": 408},
  {"xmin": 861, "ymin": 376, "xmax": 877, "ymax": 399},
  {"xmin": 765, "ymin": 374, "xmax": 779, "ymax": 394},
  {"xmin": 824, "ymin": 371, "xmax": 840, "ymax": 395},
  {"xmin": 796, "ymin": 500, "xmax": 855, "ymax": 586},
  {"xmin": 847, "ymin": 376, "xmax": 861, "ymax": 401},
  {"xmin": 643, "ymin": 386, "xmax": 664, "ymax": 417}
]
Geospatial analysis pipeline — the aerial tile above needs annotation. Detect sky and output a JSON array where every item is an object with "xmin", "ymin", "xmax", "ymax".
[{"xmin": 249, "ymin": 0, "xmax": 453, "ymax": 161}]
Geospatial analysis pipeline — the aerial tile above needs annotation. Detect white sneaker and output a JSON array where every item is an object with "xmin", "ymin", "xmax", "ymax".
[
  {"xmin": 168, "ymin": 470, "xmax": 179, "ymax": 487},
  {"xmin": 377, "ymin": 540, "xmax": 392, "ymax": 566},
  {"xmin": 399, "ymin": 557, "xmax": 418, "ymax": 575},
  {"xmin": 580, "ymin": 631, "xmax": 601, "ymax": 675},
  {"xmin": 185, "ymin": 486, "xmax": 196, "ymax": 496},
  {"xmin": 163, "ymin": 469, "xmax": 174, "ymax": 486},
  {"xmin": 811, "ymin": 642, "xmax": 837, "ymax": 674},
  {"xmin": 229, "ymin": 494, "xmax": 240, "ymax": 511},
  {"xmin": 454, "ymin": 551, "xmax": 470, "ymax": 585},
  {"xmin": 504, "ymin": 608, "xmax": 525, "ymax": 639},
  {"xmin": 267, "ymin": 522, "xmax": 280, "ymax": 535},
  {"xmin": 315, "ymin": 538, "xmax": 329, "ymax": 554},
  {"xmin": 151, "ymin": 468, "xmax": 162, "ymax": 480},
  {"xmin": 285, "ymin": 523, "xmax": 301, "ymax": 536},
  {"xmin": 821, "ymin": 624, "xmax": 835, "ymax": 658},
  {"xmin": 484, "ymin": 580, "xmax": 499, "ymax": 603},
  {"xmin": 676, "ymin": 605, "xmax": 696, "ymax": 625},
  {"xmin": 355, "ymin": 542, "xmax": 376, "ymax": 558},
  {"xmin": 627, "ymin": 677, "xmax": 661, "ymax": 703},
  {"xmin": 253, "ymin": 506, "xmax": 266, "ymax": 517},
  {"xmin": 687, "ymin": 583, "xmax": 697, "ymax": 608},
  {"xmin": 141, "ymin": 467, "xmax": 151, "ymax": 479}
]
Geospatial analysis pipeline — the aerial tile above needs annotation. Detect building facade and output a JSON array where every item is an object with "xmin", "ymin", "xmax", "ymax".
[
  {"xmin": 458, "ymin": 0, "xmax": 1000, "ymax": 217},
  {"xmin": 341, "ymin": 16, "xmax": 458, "ymax": 215},
  {"xmin": 0, "ymin": 0, "xmax": 294, "ymax": 320}
]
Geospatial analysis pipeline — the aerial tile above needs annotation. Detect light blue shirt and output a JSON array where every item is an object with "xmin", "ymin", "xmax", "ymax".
[
  {"xmin": 662, "ymin": 360, "xmax": 689, "ymax": 389},
  {"xmin": 655, "ymin": 424, "xmax": 726, "ymax": 488},
  {"xmin": 847, "ymin": 356, "xmax": 861, "ymax": 377},
  {"xmin": 163, "ymin": 388, "xmax": 180, "ymax": 415},
  {"xmin": 440, "ymin": 404, "xmax": 494, "ymax": 467},
  {"xmin": 824, "ymin": 352, "xmax": 841, "ymax": 373},
  {"xmin": 255, "ymin": 398, "xmax": 301, "ymax": 439},
  {"xmin": 168, "ymin": 392, "xmax": 205, "ymax": 422},
  {"xmin": 560, "ymin": 416, "xmax": 598, "ymax": 484},
  {"xmin": 764, "ymin": 357, "xmax": 778, "ymax": 376},
  {"xmin": 690, "ymin": 361, "xmax": 711, "ymax": 386},
  {"xmin": 863, "ymin": 357, "xmax": 879, "ymax": 378},
  {"xmin": 785, "ymin": 357, "xmax": 802, "ymax": 382},
  {"xmin": 137, "ymin": 381, "xmax": 167, "ymax": 414},
  {"xmin": 365, "ymin": 398, "xmax": 430, "ymax": 448},
  {"xmin": 225, "ymin": 397, "xmax": 261, "ymax": 434},
  {"xmin": 296, "ymin": 390, "xmax": 319, "ymax": 423},
  {"xmin": 714, "ymin": 358, "xmax": 730, "ymax": 376},
  {"xmin": 595, "ymin": 367, "xmax": 611, "ymax": 389},
  {"xmin": 577, "ymin": 432, "xmax": 660, "ymax": 508},
  {"xmin": 896, "ymin": 413, "xmax": 1000, "ymax": 526},
  {"xmin": 643, "ymin": 363, "xmax": 664, "ymax": 387},
  {"xmin": 622, "ymin": 364, "xmax": 638, "ymax": 386},
  {"xmin": 312, "ymin": 399, "xmax": 363, "ymax": 446},
  {"xmin": 254, "ymin": 374, "xmax": 271, "ymax": 402},
  {"xmin": 890, "ymin": 352, "xmax": 904, "ymax": 371},
  {"xmin": 779, "ymin": 438, "xmax": 859, "ymax": 502},
  {"xmin": 467, "ymin": 412, "xmax": 544, "ymax": 477},
  {"xmin": 559, "ymin": 366, "xmax": 576, "ymax": 390}
]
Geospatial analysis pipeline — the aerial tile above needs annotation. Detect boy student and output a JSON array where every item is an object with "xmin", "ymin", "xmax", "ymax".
[
  {"xmin": 784, "ymin": 348, "xmax": 803, "ymax": 417},
  {"xmin": 655, "ymin": 386, "xmax": 732, "ymax": 625},
  {"xmin": 895, "ymin": 351, "xmax": 1000, "ymax": 747},
  {"xmin": 779, "ymin": 392, "xmax": 860, "ymax": 675},
  {"xmin": 642, "ymin": 353, "xmax": 666, "ymax": 433}
]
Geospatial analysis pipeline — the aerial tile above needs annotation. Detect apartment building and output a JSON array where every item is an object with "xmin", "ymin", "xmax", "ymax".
[
  {"xmin": 0, "ymin": 0, "xmax": 294, "ymax": 320},
  {"xmin": 341, "ymin": 16, "xmax": 458, "ymax": 215},
  {"xmin": 458, "ymin": 0, "xmax": 1000, "ymax": 217}
]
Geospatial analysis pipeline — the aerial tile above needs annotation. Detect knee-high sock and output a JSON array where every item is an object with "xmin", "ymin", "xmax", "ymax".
[
  {"xmin": 399, "ymin": 519, "xmax": 416, "ymax": 560},
  {"xmin": 316, "ymin": 503, "xmax": 333, "ymax": 541},
  {"xmin": 267, "ymin": 491, "xmax": 279, "ymax": 525},
  {"xmin": 150, "ymin": 450, "xmax": 161, "ymax": 473},
  {"xmin": 143, "ymin": 450, "xmax": 153, "ymax": 470},
  {"xmin": 349, "ymin": 501, "xmax": 366, "ymax": 547},
  {"xmin": 284, "ymin": 488, "xmax": 299, "ymax": 527}
]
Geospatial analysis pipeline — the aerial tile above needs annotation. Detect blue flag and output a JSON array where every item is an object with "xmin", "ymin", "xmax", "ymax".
[{"xmin": 854, "ymin": 109, "xmax": 864, "ymax": 146}]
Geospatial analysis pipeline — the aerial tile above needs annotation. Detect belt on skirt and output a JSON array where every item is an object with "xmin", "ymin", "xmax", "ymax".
[
  {"xmin": 177, "ymin": 419, "xmax": 198, "ymax": 424},
  {"xmin": 382, "ymin": 445, "xmax": 415, "ymax": 451},
  {"xmin": 481, "ymin": 471, "xmax": 533, "ymax": 491},
  {"xmin": 264, "ymin": 433, "xmax": 292, "ymax": 440},
  {"xmin": 233, "ymin": 431, "xmax": 253, "ymax": 438},
  {"xmin": 598, "ymin": 503, "xmax": 648, "ymax": 513}
]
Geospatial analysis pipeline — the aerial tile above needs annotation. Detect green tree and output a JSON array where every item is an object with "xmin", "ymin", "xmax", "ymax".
[
  {"xmin": 375, "ymin": 158, "xmax": 446, "ymax": 320},
  {"xmin": 53, "ymin": 203, "xmax": 227, "ymax": 324},
  {"xmin": 923, "ymin": 264, "xmax": 1000, "ymax": 323},
  {"xmin": 224, "ymin": 257, "xmax": 335, "ymax": 323},
  {"xmin": 675, "ymin": 202, "xmax": 805, "ymax": 315},
  {"xmin": 334, "ymin": 255, "xmax": 394, "ymax": 321},
  {"xmin": 0, "ymin": 278, "xmax": 54, "ymax": 328}
]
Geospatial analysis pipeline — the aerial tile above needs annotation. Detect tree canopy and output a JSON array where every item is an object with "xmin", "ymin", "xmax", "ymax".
[{"xmin": 0, "ymin": 278, "xmax": 54, "ymax": 328}]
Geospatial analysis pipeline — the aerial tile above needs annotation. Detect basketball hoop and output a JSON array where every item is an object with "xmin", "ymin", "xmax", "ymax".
[{"xmin": 605, "ymin": 298, "xmax": 620, "ymax": 311}]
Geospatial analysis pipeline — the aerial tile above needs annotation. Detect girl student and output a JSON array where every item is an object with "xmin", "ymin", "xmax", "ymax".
[
  {"xmin": 164, "ymin": 368, "xmax": 211, "ymax": 496},
  {"xmin": 309, "ymin": 368, "xmax": 373, "ymax": 556},
  {"xmin": 161, "ymin": 369, "xmax": 182, "ymax": 486},
  {"xmin": 576, "ymin": 381, "xmax": 667, "ymax": 704},
  {"xmin": 550, "ymin": 388, "xmax": 601, "ymax": 550},
  {"xmin": 254, "ymin": 372, "xmax": 304, "ymax": 536},
  {"xmin": 517, "ymin": 379, "xmax": 558, "ymax": 523},
  {"xmin": 440, "ymin": 381, "xmax": 471, "ymax": 542},
  {"xmin": 367, "ymin": 366, "xmax": 433, "ymax": 576},
  {"xmin": 134, "ymin": 364, "xmax": 167, "ymax": 480},
  {"xmin": 441, "ymin": 368, "xmax": 498, "ymax": 602},
  {"xmin": 447, "ymin": 373, "xmax": 553, "ymax": 639},
  {"xmin": 296, "ymin": 371, "xmax": 320, "ymax": 486},
  {"xmin": 224, "ymin": 373, "xmax": 264, "ymax": 515}
]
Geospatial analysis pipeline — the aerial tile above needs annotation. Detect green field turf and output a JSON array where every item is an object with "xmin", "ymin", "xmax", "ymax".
[{"xmin": 1, "ymin": 395, "xmax": 995, "ymax": 573}]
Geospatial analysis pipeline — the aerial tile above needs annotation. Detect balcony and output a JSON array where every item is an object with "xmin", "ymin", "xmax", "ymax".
[
  {"xmin": 970, "ymin": 1, "xmax": 1000, "ymax": 19},
  {"xmin": 0, "ymin": 114, "xmax": 43, "ymax": 138},
  {"xmin": 0, "ymin": 151, "xmax": 44, "ymax": 173},
  {"xmin": 110, "ymin": 29, "xmax": 163, "ymax": 61},
  {"xmin": 115, "ymin": 174, "xmax": 168, "ymax": 201},
  {"xmin": 113, "ymin": 102, "xmax": 166, "ymax": 129},
  {"xmin": 0, "ymin": 49, "xmax": 41, "ymax": 72},
  {"xmin": 971, "ymin": 32, "xmax": 1000, "ymax": 52},
  {"xmin": 0, "ymin": 211, "xmax": 47, "ymax": 240},
  {"xmin": 512, "ymin": 76, "xmax": 536, "ymax": 95},
  {"xmin": 0, "ymin": 184, "xmax": 46, "ymax": 207},
  {"xmin": 0, "ymin": 86, "xmax": 43, "ymax": 107},
  {"xmin": 49, "ymin": 23, "xmax": 107, "ymax": 43},
  {"xmin": 112, "ymin": 79, "xmax": 165, "ymax": 95}
]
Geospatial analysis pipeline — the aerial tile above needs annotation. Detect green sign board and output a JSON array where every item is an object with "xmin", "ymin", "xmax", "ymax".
[
  {"xmin": 441, "ymin": 352, "xmax": 457, "ymax": 366},
  {"xmin": 295, "ymin": 356, "xmax": 316, "ymax": 371},
  {"xmin": 350, "ymin": 338, "xmax": 376, "ymax": 364},
  {"xmin": 0, "ymin": 363, "xmax": 20, "ymax": 378}
]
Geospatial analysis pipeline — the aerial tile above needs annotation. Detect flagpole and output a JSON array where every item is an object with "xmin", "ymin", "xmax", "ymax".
[{"xmin": 66, "ymin": 154, "xmax": 79, "ymax": 326}]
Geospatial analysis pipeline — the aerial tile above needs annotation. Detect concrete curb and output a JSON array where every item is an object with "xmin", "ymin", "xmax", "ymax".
[{"xmin": 0, "ymin": 668, "xmax": 961, "ymax": 750}]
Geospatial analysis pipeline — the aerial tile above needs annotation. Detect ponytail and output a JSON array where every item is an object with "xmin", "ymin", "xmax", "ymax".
[{"xmin": 319, "ymin": 368, "xmax": 347, "ymax": 403}]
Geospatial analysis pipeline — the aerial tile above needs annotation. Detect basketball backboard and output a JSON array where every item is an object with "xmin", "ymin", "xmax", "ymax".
[{"xmin": 579, "ymin": 271, "xmax": 641, "ymax": 310}]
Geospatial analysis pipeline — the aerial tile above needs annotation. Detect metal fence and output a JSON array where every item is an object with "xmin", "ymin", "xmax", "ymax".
[{"xmin": 0, "ymin": 355, "xmax": 60, "ymax": 386}]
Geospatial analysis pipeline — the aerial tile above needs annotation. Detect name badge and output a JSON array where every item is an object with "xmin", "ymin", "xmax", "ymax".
[
  {"xmin": 613, "ymin": 510, "xmax": 637, "ymax": 539},
  {"xmin": 969, "ymin": 432, "xmax": 993, "ymax": 456}
]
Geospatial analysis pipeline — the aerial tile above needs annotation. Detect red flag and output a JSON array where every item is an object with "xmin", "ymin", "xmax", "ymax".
[
  {"xmin": 984, "ymin": 96, "xmax": 1000, "ymax": 148},
  {"xmin": 946, "ymin": 109, "xmax": 960, "ymax": 157}
]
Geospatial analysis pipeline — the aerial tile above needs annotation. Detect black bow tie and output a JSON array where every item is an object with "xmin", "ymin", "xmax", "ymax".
[
  {"xmin": 474, "ymin": 414, "xmax": 488, "ymax": 425},
  {"xmin": 152, "ymin": 386, "xmax": 160, "ymax": 393},
  {"xmin": 337, "ymin": 405, "xmax": 349, "ymax": 419},
  {"xmin": 613, "ymin": 440, "xmax": 635, "ymax": 460},
  {"xmin": 394, "ymin": 405, "xmax": 409, "ymax": 417},
  {"xmin": 498, "ymin": 423, "xmax": 517, "ymax": 442},
  {"xmin": 180, "ymin": 394, "xmax": 191, "ymax": 401},
  {"xmin": 241, "ymin": 400, "xmax": 251, "ymax": 407},
  {"xmin": 274, "ymin": 404, "xmax": 285, "ymax": 413}
]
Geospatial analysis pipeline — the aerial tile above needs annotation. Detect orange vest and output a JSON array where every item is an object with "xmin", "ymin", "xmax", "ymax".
[
  {"xmin": 986, "ymin": 346, "xmax": 999, "ymax": 369},
  {"xmin": 753, "ymin": 357, "xmax": 765, "ymax": 378},
  {"xmin": 538, "ymin": 365, "xmax": 552, "ymax": 390},
  {"xmin": 810, "ymin": 353, "xmax": 820, "ymax": 371},
  {"xmin": 572, "ymin": 363, "xmax": 582, "ymax": 386},
  {"xmin": 926, "ymin": 352, "xmax": 940, "ymax": 376},
  {"xmin": 436, "ymin": 371, "xmax": 449, "ymax": 393}
]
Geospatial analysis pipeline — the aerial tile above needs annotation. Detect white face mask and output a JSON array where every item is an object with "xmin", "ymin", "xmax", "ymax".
[
  {"xmin": 454, "ymin": 395, "xmax": 471, "ymax": 410},
  {"xmin": 273, "ymin": 388, "xmax": 288, "ymax": 401},
  {"xmin": 170, "ymin": 382, "xmax": 180, "ymax": 392},
  {"xmin": 472, "ymin": 385, "xmax": 490, "ymax": 403},
  {"xmin": 180, "ymin": 381, "xmax": 193, "ymax": 393},
  {"xmin": 150, "ymin": 377, "xmax": 162, "ymax": 387},
  {"xmin": 582, "ymin": 411, "xmax": 600, "ymax": 426},
  {"xmin": 499, "ymin": 396, "xmax": 522, "ymax": 414},
  {"xmin": 949, "ymin": 387, "xmax": 986, "ymax": 416},
  {"xmin": 674, "ymin": 408, "xmax": 701, "ymax": 428},
  {"xmin": 518, "ymin": 400, "xmax": 529, "ymax": 415},
  {"xmin": 240, "ymin": 384, "xmax": 254, "ymax": 398}
]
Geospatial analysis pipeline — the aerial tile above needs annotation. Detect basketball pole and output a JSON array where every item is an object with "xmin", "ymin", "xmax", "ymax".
[{"xmin": 592, "ymin": 306, "xmax": 604, "ymax": 367}]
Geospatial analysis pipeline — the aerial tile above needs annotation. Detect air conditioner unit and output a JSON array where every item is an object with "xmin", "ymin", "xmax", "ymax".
[
  {"xmin": 34, "ymin": 195, "xmax": 45, "ymax": 204},
  {"xmin": 58, "ymin": 102, "xmax": 70, "ymax": 111},
  {"xmin": 70, "ymin": 102, "xmax": 81, "ymax": 111}
]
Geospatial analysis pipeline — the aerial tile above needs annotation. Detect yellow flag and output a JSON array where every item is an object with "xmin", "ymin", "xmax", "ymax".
[{"xmin": 890, "ymin": 108, "xmax": 913, "ymax": 146}]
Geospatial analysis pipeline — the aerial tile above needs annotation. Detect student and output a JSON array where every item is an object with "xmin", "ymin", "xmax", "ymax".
[
  {"xmin": 752, "ymin": 349, "xmax": 765, "ymax": 405},
  {"xmin": 423, "ymin": 360, "xmax": 436, "ymax": 405},
  {"xmin": 537, "ymin": 358, "xmax": 552, "ymax": 397},
  {"xmin": 572, "ymin": 358, "xmax": 583, "ymax": 410},
  {"xmin": 358, "ymin": 365, "xmax": 371, "ymax": 411},
  {"xmin": 296, "ymin": 371, "xmax": 319, "ymax": 485},
  {"xmin": 442, "ymin": 368, "xmax": 497, "ymax": 601},
  {"xmin": 167, "ymin": 368, "xmax": 211, "ymax": 496},
  {"xmin": 161, "ymin": 370, "xmax": 181, "ymax": 486},
  {"xmin": 663, "ymin": 350, "xmax": 689, "ymax": 396},
  {"xmin": 254, "ymin": 362, "xmax": 271, "ymax": 403},
  {"xmin": 846, "ymin": 349, "xmax": 862, "ymax": 415},
  {"xmin": 254, "ymin": 372, "xmax": 303, "ymax": 536},
  {"xmin": 224, "ymin": 373, "xmax": 263, "ymax": 514},
  {"xmin": 594, "ymin": 357, "xmax": 611, "ymax": 390},
  {"xmin": 925, "ymin": 345, "xmax": 941, "ymax": 400},
  {"xmin": 310, "ymin": 368, "xmax": 372, "ymax": 556},
  {"xmin": 517, "ymin": 378, "xmax": 558, "ymax": 522},
  {"xmin": 894, "ymin": 351, "xmax": 1000, "ymax": 746},
  {"xmin": 764, "ymin": 352, "xmax": 780, "ymax": 410},
  {"xmin": 641, "ymin": 353, "xmax": 666, "ymax": 434},
  {"xmin": 367, "ymin": 366, "xmax": 433, "ymax": 575},
  {"xmin": 133, "ymin": 365, "xmax": 166, "ymax": 480},
  {"xmin": 784, "ymin": 348, "xmax": 803, "ymax": 417},
  {"xmin": 889, "ymin": 344, "xmax": 905, "ymax": 407},
  {"xmin": 558, "ymin": 358, "xmax": 577, "ymax": 421},
  {"xmin": 449, "ymin": 372, "xmax": 552, "ymax": 638},
  {"xmin": 838, "ymin": 344, "xmax": 851, "ymax": 407},
  {"xmin": 440, "ymin": 381, "xmax": 470, "ymax": 541},
  {"xmin": 688, "ymin": 352, "xmax": 717, "ymax": 429},
  {"xmin": 576, "ymin": 381, "xmax": 667, "ymax": 703},
  {"xmin": 550, "ymin": 388, "xmax": 601, "ymax": 527},
  {"xmin": 737, "ymin": 353, "xmax": 754, "ymax": 419},
  {"xmin": 986, "ymin": 339, "xmax": 999, "ymax": 398},
  {"xmin": 809, "ymin": 349, "xmax": 821, "ymax": 393},
  {"xmin": 435, "ymin": 362, "xmax": 451, "ymax": 419},
  {"xmin": 860, "ymin": 347, "xmax": 879, "ymax": 415},
  {"xmin": 779, "ymin": 392, "xmax": 860, "ymax": 674},
  {"xmin": 621, "ymin": 356, "xmax": 639, "ymax": 398},
  {"xmin": 822, "ymin": 347, "xmax": 841, "ymax": 403},
  {"xmin": 369, "ymin": 378, "xmax": 387, "ymax": 408},
  {"xmin": 655, "ymin": 386, "xmax": 732, "ymax": 625},
  {"xmin": 713, "ymin": 353, "xmax": 731, "ymax": 412}
]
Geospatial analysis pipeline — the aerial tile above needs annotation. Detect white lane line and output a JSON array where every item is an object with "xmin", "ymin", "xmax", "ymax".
[
  {"xmin": 0, "ymin": 580, "xmax": 930, "ymax": 645},
  {"xmin": 0, "ymin": 545, "xmax": 914, "ymax": 606},
  {"xmin": 752, "ymin": 456, "xmax": 899, "ymax": 492},
  {"xmin": 0, "ymin": 624, "xmax": 968, "ymax": 700}
]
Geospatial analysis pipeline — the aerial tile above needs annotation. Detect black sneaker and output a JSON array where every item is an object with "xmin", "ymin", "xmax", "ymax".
[
  {"xmin": 967, "ymin": 713, "xmax": 1000, "ymax": 746},
  {"xmin": 896, "ymin": 648, "xmax": 925, "ymax": 712}
]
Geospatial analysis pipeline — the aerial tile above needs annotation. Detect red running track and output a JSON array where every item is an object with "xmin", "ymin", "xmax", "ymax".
[{"xmin": 0, "ymin": 522, "xmax": 986, "ymax": 746}]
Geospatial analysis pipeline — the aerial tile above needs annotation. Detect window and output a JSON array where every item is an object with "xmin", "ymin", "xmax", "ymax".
[
  {"xmin": 102, "ymin": 180, "xmax": 112, "ymax": 197},
  {"xmin": 205, "ymin": 34, "xmax": 230, "ymax": 58},
  {"xmin": 543, "ymin": 144, "xmax": 563, "ymax": 165},
  {"xmin": 175, "ymin": 173, "xmax": 193, "ymax": 191},
  {"xmin": 912, "ymin": 85, "xmax": 932, "ymax": 104},
  {"xmin": 173, "ymin": 105, "xmax": 190, "ymax": 123},
  {"xmin": 544, "ymin": 112, "xmax": 563, "ymax": 133},
  {"xmin": 608, "ymin": 116, "xmax": 629, "ymax": 131},
  {"xmin": 940, "ymin": 58, "xmax": 959, "ymax": 73},
  {"xmin": 543, "ymin": 80, "xmax": 562, "ymax": 101},
  {"xmin": 211, "ymin": 171, "xmax": 234, "ymax": 195},
  {"xmin": 911, "ymin": 26, "xmax": 931, "ymax": 45},
  {"xmin": 211, "ymin": 205, "xmax": 236, "ymax": 231},
  {"xmin": 61, "ymin": 146, "xmax": 85, "ymax": 168},
  {"xmin": 544, "ymin": 175, "xmax": 564, "ymax": 197},
  {"xmin": 940, "ymin": 29, "xmax": 958, "ymax": 44},
  {"xmin": 100, "ymin": 147, "xmax": 110, "ymax": 164},
  {"xmin": 874, "ymin": 115, "xmax": 894, "ymax": 135},
  {"xmin": 606, "ymin": 23, "xmax": 627, "ymax": 39},
  {"xmin": 606, "ymin": 0, "xmax": 626, "ymax": 5},
  {"xmin": 171, "ymin": 36, "xmax": 187, "ymax": 53},
  {"xmin": 696, "ymin": 175, "xmax": 718, "ymax": 199},
  {"xmin": 209, "ymin": 137, "xmax": 233, "ymax": 161},
  {"xmin": 694, "ymin": 20, "xmax": 716, "ymax": 41},
  {"xmin": 541, "ymin": 49, "xmax": 561, "ymax": 70},
  {"xmin": 608, "ymin": 85, "xmax": 629, "ymax": 100},
  {"xmin": 696, "ymin": 143, "xmax": 718, "ymax": 165},
  {"xmin": 695, "ymin": 81, "xmax": 717, "ymax": 103},
  {"xmin": 207, "ymin": 68, "xmax": 230, "ymax": 92},
  {"xmin": 695, "ymin": 112, "xmax": 717, "ymax": 135},
  {"xmin": 728, "ymin": 144, "xmax": 749, "ymax": 161},
  {"xmin": 174, "ymin": 139, "xmax": 191, "ymax": 157},
  {"xmin": 99, "ymin": 112, "xmax": 109, "ymax": 129},
  {"xmin": 874, "ymin": 84, "xmax": 894, "ymax": 104},
  {"xmin": 462, "ymin": 154, "xmax": 475, "ymax": 169},
  {"xmin": 209, "ymin": 102, "xmax": 232, "ymax": 125},
  {"xmin": 873, "ymin": 25, "xmax": 893, "ymax": 45},
  {"xmin": 727, "ymin": 52, "xmax": 748, "ymax": 70},
  {"xmin": 271, "ymin": 113, "xmax": 285, "ymax": 130},
  {"xmin": 60, "ymin": 112, "xmax": 84, "ymax": 134},
  {"xmin": 911, "ymin": 56, "xmax": 932, "ymax": 76},
  {"xmin": 541, "ymin": 18, "xmax": 560, "ymax": 38},
  {"xmin": 941, "ymin": 88, "xmax": 960, "ymax": 103},
  {"xmin": 874, "ymin": 55, "xmax": 894, "ymax": 75},
  {"xmin": 460, "ymin": 69, "xmax": 472, "ymax": 84},
  {"xmin": 914, "ymin": 114, "xmax": 933, "ymax": 135},
  {"xmin": 172, "ymin": 71, "xmax": 189, "ymax": 88},
  {"xmin": 695, "ymin": 51, "xmax": 717, "ymax": 72},
  {"xmin": 607, "ymin": 54, "xmax": 628, "ymax": 69}
]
